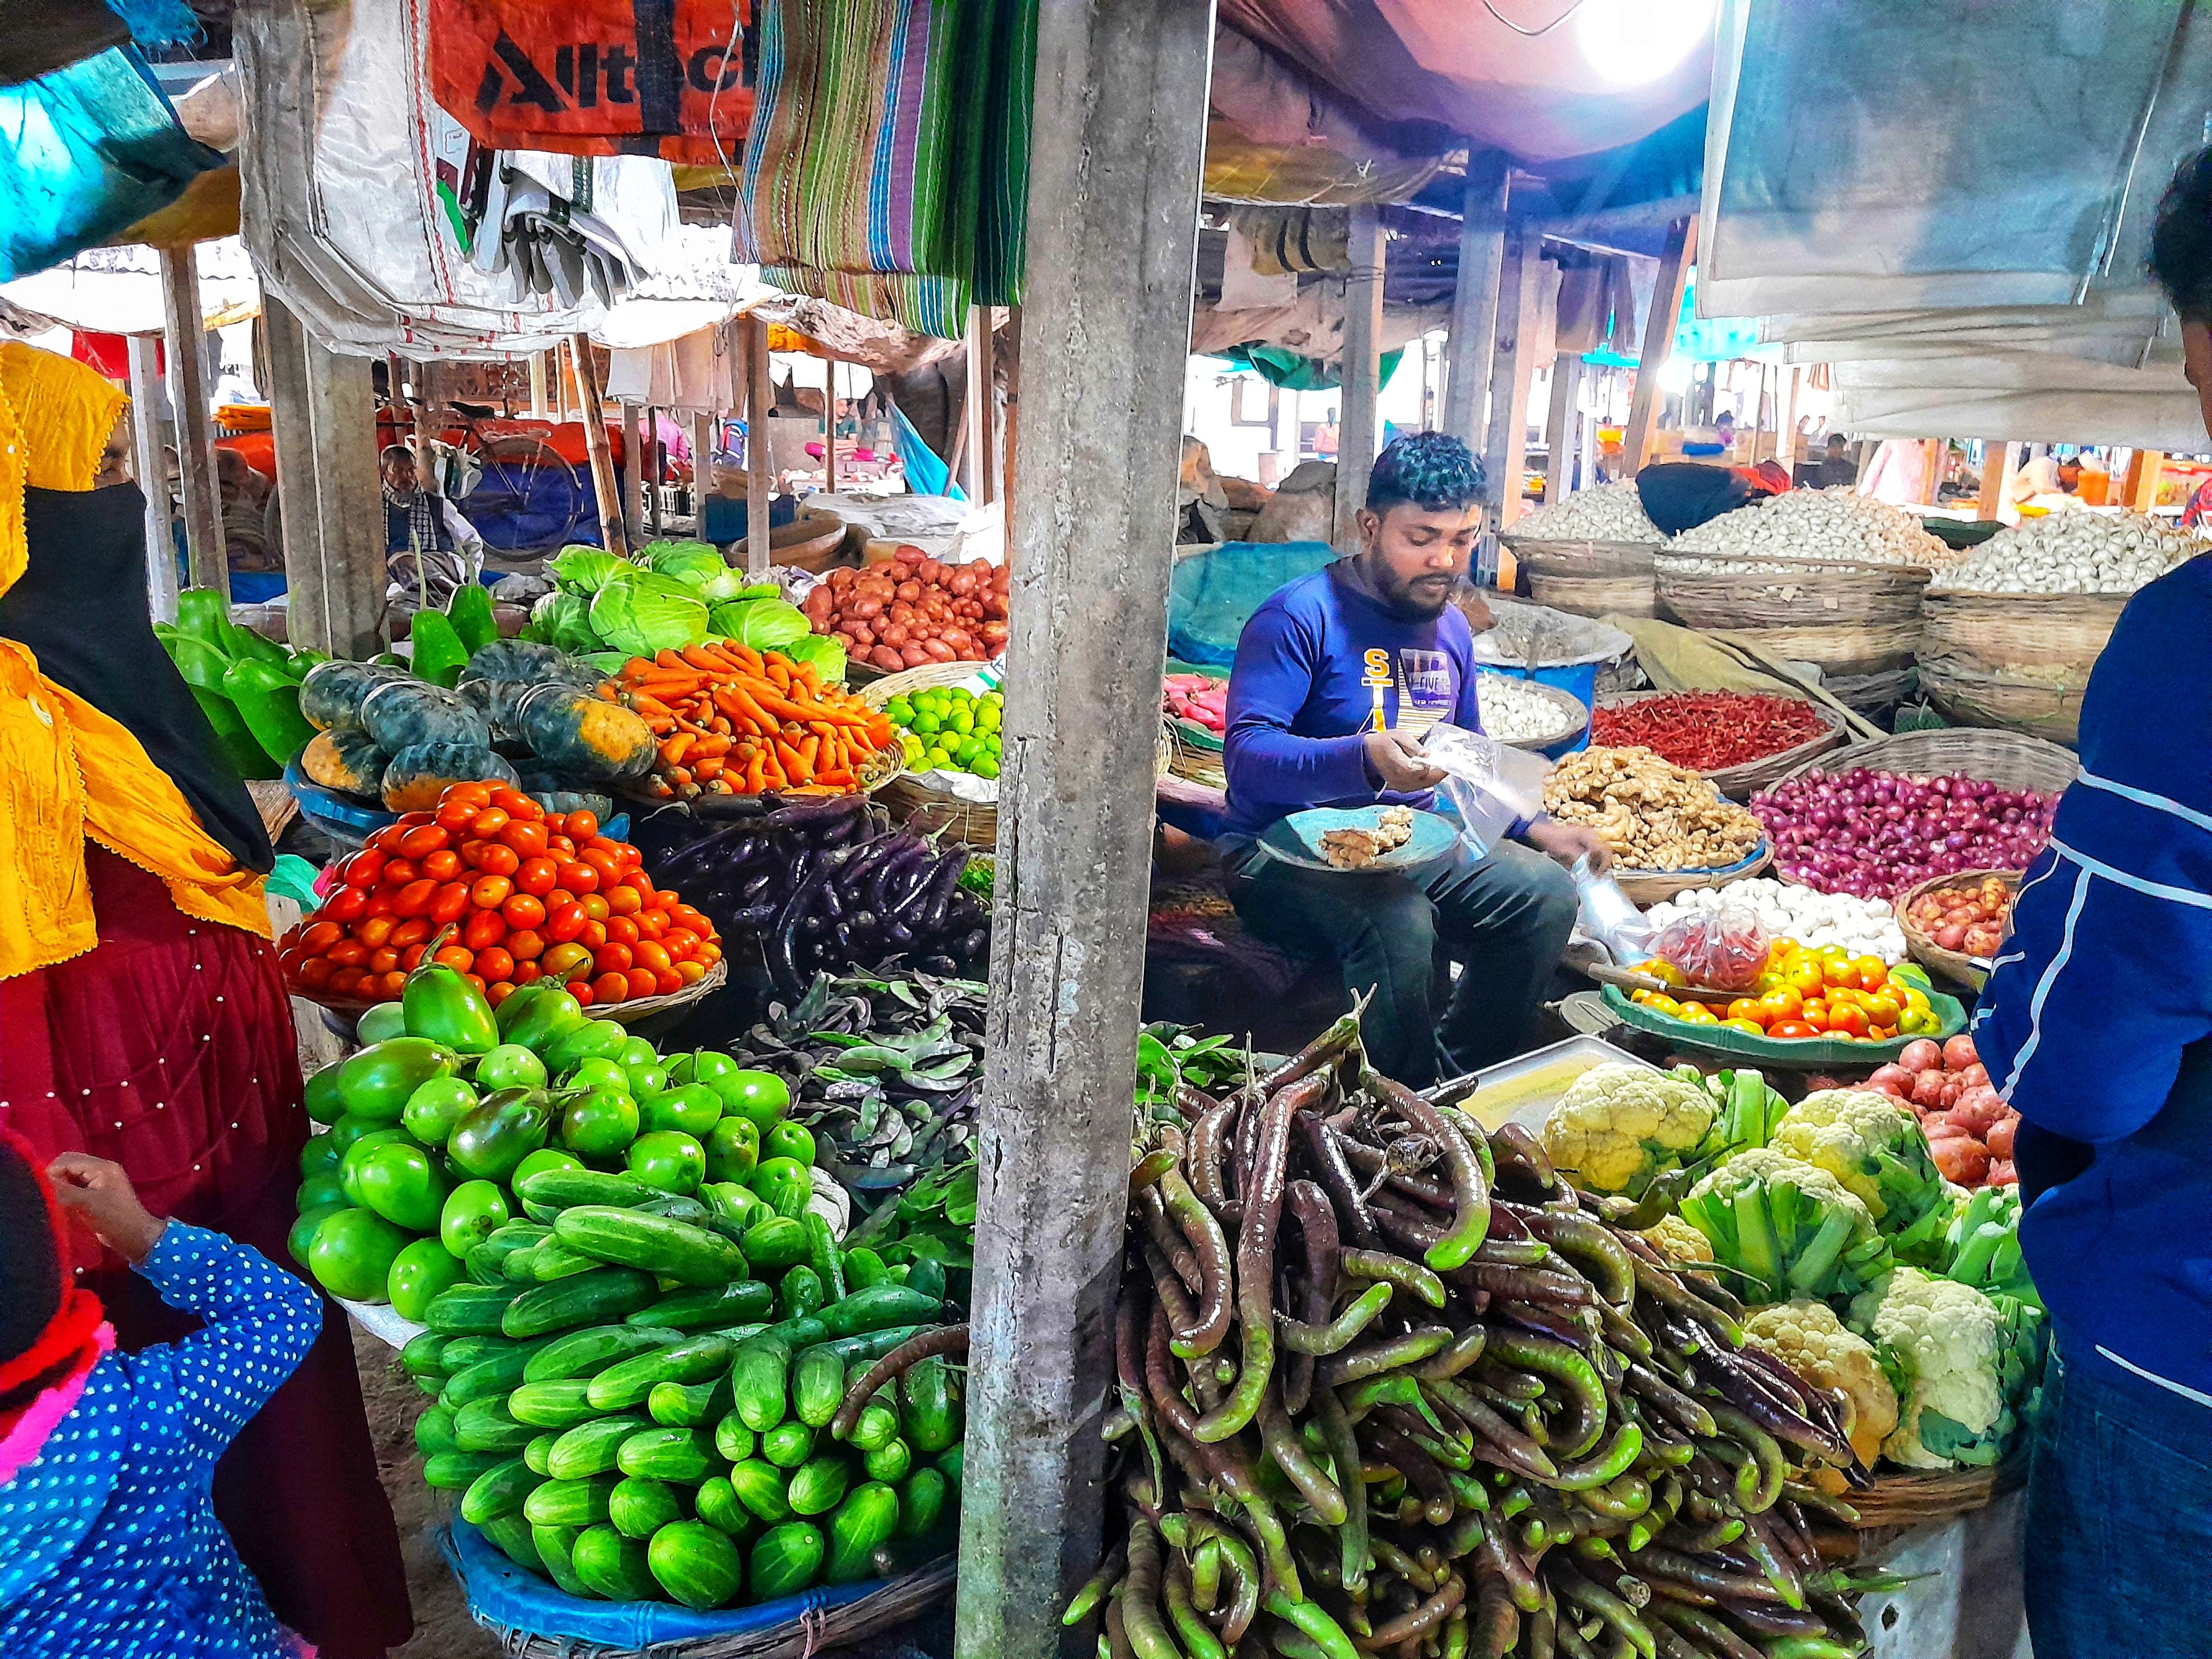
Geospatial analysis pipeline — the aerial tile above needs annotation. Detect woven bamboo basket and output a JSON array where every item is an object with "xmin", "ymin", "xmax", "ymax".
[
  {"xmin": 1613, "ymin": 841, "xmax": 1772, "ymax": 906},
  {"xmin": 859, "ymin": 661, "xmax": 1001, "ymax": 847},
  {"xmin": 1894, "ymin": 868, "xmax": 2018, "ymax": 986},
  {"xmin": 1774, "ymin": 727, "xmax": 2079, "ymax": 798},
  {"xmin": 1479, "ymin": 674, "xmax": 1589, "ymax": 752},
  {"xmin": 1657, "ymin": 551, "xmax": 1931, "ymax": 632},
  {"xmin": 1844, "ymin": 1454, "xmax": 2024, "ymax": 1530},
  {"xmin": 1592, "ymin": 690, "xmax": 1845, "ymax": 800},
  {"xmin": 1918, "ymin": 657, "xmax": 2088, "ymax": 747},
  {"xmin": 1920, "ymin": 590, "xmax": 2127, "ymax": 670},
  {"xmin": 1822, "ymin": 665, "xmax": 1917, "ymax": 713},
  {"xmin": 1504, "ymin": 537, "xmax": 1662, "ymax": 619},
  {"xmin": 1726, "ymin": 620, "xmax": 1924, "ymax": 676}
]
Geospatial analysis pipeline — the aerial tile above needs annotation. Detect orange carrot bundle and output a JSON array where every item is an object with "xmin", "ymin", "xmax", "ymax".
[{"xmin": 617, "ymin": 644, "xmax": 889, "ymax": 798}]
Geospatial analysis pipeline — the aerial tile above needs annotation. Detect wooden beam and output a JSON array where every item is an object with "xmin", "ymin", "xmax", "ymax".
[
  {"xmin": 1778, "ymin": 366, "xmax": 1802, "ymax": 468},
  {"xmin": 569, "ymin": 334, "xmax": 627, "ymax": 560},
  {"xmin": 126, "ymin": 335, "xmax": 178, "ymax": 625},
  {"xmin": 1002, "ymin": 305, "xmax": 1022, "ymax": 547},
  {"xmin": 160, "ymin": 248, "xmax": 227, "ymax": 600},
  {"xmin": 262, "ymin": 295, "xmax": 383, "ymax": 658},
  {"xmin": 646, "ymin": 408, "xmax": 664, "ymax": 537},
  {"xmin": 529, "ymin": 351, "xmax": 548, "ymax": 420},
  {"xmin": 1482, "ymin": 221, "xmax": 1544, "ymax": 531},
  {"xmin": 692, "ymin": 410, "xmax": 716, "ymax": 529},
  {"xmin": 1623, "ymin": 215, "xmax": 1696, "ymax": 473},
  {"xmin": 1444, "ymin": 161, "xmax": 1509, "ymax": 454},
  {"xmin": 744, "ymin": 313, "xmax": 774, "ymax": 575},
  {"xmin": 1976, "ymin": 441, "xmax": 2011, "ymax": 521},
  {"xmin": 951, "ymin": 0, "xmax": 1216, "ymax": 1654},
  {"xmin": 1543, "ymin": 353, "xmax": 1582, "ymax": 505},
  {"xmin": 1334, "ymin": 203, "xmax": 1385, "ymax": 549},
  {"xmin": 966, "ymin": 306, "xmax": 996, "ymax": 506},
  {"xmin": 621, "ymin": 401, "xmax": 646, "ymax": 546},
  {"xmin": 824, "ymin": 362, "xmax": 838, "ymax": 495}
]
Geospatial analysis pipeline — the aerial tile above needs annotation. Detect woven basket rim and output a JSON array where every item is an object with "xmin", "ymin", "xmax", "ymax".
[
  {"xmin": 1592, "ymin": 690, "xmax": 1847, "ymax": 797},
  {"xmin": 1844, "ymin": 1452, "xmax": 2024, "ymax": 1529},
  {"xmin": 1657, "ymin": 547, "xmax": 1938, "ymax": 580},
  {"xmin": 1894, "ymin": 867, "xmax": 2020, "ymax": 985},
  {"xmin": 1922, "ymin": 589, "xmax": 2133, "ymax": 610},
  {"xmin": 1772, "ymin": 726, "xmax": 2079, "ymax": 795},
  {"xmin": 1501, "ymin": 532, "xmax": 1662, "ymax": 556}
]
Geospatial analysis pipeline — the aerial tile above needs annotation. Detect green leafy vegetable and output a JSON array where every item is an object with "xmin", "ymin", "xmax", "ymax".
[
  {"xmin": 776, "ymin": 632, "xmax": 847, "ymax": 684},
  {"xmin": 548, "ymin": 548, "xmax": 636, "ymax": 594},
  {"xmin": 530, "ymin": 591, "xmax": 600, "ymax": 657},
  {"xmin": 710, "ymin": 597, "xmax": 813, "ymax": 652},
  {"xmin": 590, "ymin": 575, "xmax": 711, "ymax": 658}
]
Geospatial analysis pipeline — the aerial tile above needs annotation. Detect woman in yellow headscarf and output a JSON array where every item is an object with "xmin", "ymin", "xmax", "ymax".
[{"xmin": 0, "ymin": 343, "xmax": 411, "ymax": 1657}]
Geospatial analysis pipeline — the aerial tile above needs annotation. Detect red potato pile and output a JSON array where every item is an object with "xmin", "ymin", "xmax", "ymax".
[
  {"xmin": 804, "ymin": 544, "xmax": 1009, "ymax": 675},
  {"xmin": 1863, "ymin": 1033, "xmax": 2018, "ymax": 1189},
  {"xmin": 1162, "ymin": 672, "xmax": 1227, "ymax": 734},
  {"xmin": 1905, "ymin": 874, "xmax": 2012, "ymax": 959}
]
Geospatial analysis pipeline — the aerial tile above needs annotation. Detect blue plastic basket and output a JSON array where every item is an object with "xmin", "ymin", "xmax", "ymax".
[{"xmin": 1484, "ymin": 661, "xmax": 1599, "ymax": 754}]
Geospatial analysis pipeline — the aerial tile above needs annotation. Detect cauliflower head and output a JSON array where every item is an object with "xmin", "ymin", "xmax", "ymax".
[
  {"xmin": 1773, "ymin": 1090, "xmax": 1950, "ymax": 1262},
  {"xmin": 1641, "ymin": 1213, "xmax": 1713, "ymax": 1266},
  {"xmin": 1541, "ymin": 1064, "xmax": 1715, "ymax": 1194},
  {"xmin": 1743, "ymin": 1299, "xmax": 1899, "ymax": 1469},
  {"xmin": 1848, "ymin": 1266, "xmax": 2010, "ymax": 1469},
  {"xmin": 1681, "ymin": 1148, "xmax": 1892, "ymax": 1302}
]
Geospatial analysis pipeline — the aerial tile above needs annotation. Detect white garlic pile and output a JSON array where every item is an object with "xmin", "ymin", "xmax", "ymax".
[
  {"xmin": 1665, "ymin": 487, "xmax": 1957, "ymax": 570},
  {"xmin": 1928, "ymin": 510, "xmax": 2209, "ymax": 595},
  {"xmin": 1476, "ymin": 673, "xmax": 1577, "ymax": 743},
  {"xmin": 1642, "ymin": 878, "xmax": 1907, "ymax": 963},
  {"xmin": 1510, "ymin": 480, "xmax": 1662, "ymax": 544}
]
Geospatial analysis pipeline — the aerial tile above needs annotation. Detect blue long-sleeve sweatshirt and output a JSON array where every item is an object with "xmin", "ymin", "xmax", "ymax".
[
  {"xmin": 1973, "ymin": 556, "xmax": 2212, "ymax": 1410},
  {"xmin": 1221, "ymin": 563, "xmax": 1488, "ymax": 839},
  {"xmin": 0, "ymin": 1223, "xmax": 323, "ymax": 1658}
]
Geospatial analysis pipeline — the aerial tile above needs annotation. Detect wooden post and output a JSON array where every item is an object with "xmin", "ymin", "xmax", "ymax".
[
  {"xmin": 262, "ymin": 295, "xmax": 384, "ymax": 658},
  {"xmin": 1482, "ymin": 221, "xmax": 1544, "ymax": 532},
  {"xmin": 1778, "ymin": 366, "xmax": 1802, "ymax": 468},
  {"xmin": 568, "ymin": 334, "xmax": 628, "ymax": 559},
  {"xmin": 966, "ymin": 306, "xmax": 996, "ymax": 506},
  {"xmin": 529, "ymin": 351, "xmax": 549, "ymax": 420},
  {"xmin": 1333, "ymin": 202, "xmax": 1386, "ymax": 550},
  {"xmin": 159, "ymin": 248, "xmax": 227, "ymax": 600},
  {"xmin": 1623, "ymin": 216, "xmax": 1696, "ymax": 473},
  {"xmin": 951, "ymin": 1, "xmax": 1216, "ymax": 1655},
  {"xmin": 824, "ymin": 362, "xmax": 839, "ymax": 495},
  {"xmin": 126, "ymin": 335, "xmax": 178, "ymax": 624},
  {"xmin": 1002, "ymin": 305, "xmax": 1022, "ymax": 543},
  {"xmin": 1543, "ymin": 352, "xmax": 1582, "ymax": 505},
  {"xmin": 745, "ymin": 313, "xmax": 774, "ymax": 575},
  {"xmin": 646, "ymin": 408, "xmax": 665, "ymax": 536},
  {"xmin": 692, "ymin": 410, "xmax": 716, "ymax": 529},
  {"xmin": 1445, "ymin": 160, "xmax": 1509, "ymax": 455},
  {"xmin": 2124, "ymin": 447, "xmax": 2165, "ymax": 511},
  {"xmin": 621, "ymin": 401, "xmax": 646, "ymax": 546}
]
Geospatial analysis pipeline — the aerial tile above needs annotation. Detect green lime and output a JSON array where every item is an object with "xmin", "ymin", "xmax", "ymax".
[
  {"xmin": 973, "ymin": 757, "xmax": 1000, "ymax": 780},
  {"xmin": 910, "ymin": 711, "xmax": 940, "ymax": 737},
  {"xmin": 976, "ymin": 704, "xmax": 1001, "ymax": 732},
  {"xmin": 926, "ymin": 749, "xmax": 954, "ymax": 771},
  {"xmin": 948, "ymin": 709, "xmax": 974, "ymax": 736},
  {"xmin": 885, "ymin": 697, "xmax": 914, "ymax": 724},
  {"xmin": 955, "ymin": 736, "xmax": 983, "ymax": 766}
]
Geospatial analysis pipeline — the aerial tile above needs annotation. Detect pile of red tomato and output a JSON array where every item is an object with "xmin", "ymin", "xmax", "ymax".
[
  {"xmin": 1630, "ymin": 938, "xmax": 1944, "ymax": 1044},
  {"xmin": 281, "ymin": 781, "xmax": 722, "ymax": 1008}
]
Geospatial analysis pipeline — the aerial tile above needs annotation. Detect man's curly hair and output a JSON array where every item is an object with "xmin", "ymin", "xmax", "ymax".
[
  {"xmin": 1367, "ymin": 430, "xmax": 1486, "ymax": 516},
  {"xmin": 2150, "ymin": 145, "xmax": 2212, "ymax": 324}
]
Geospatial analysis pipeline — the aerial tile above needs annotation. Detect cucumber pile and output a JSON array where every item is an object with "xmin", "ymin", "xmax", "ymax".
[
  {"xmin": 292, "ymin": 973, "xmax": 823, "ymax": 1315},
  {"xmin": 404, "ymin": 1166, "xmax": 965, "ymax": 1609}
]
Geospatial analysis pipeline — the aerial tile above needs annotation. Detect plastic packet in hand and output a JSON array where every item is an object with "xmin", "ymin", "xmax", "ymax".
[
  {"xmin": 1652, "ymin": 902, "xmax": 1771, "ymax": 991},
  {"xmin": 1421, "ymin": 722, "xmax": 1544, "ymax": 858},
  {"xmin": 1572, "ymin": 854, "xmax": 1653, "ymax": 963}
]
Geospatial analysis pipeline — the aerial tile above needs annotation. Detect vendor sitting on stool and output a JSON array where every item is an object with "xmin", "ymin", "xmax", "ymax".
[
  {"xmin": 1220, "ymin": 432, "xmax": 1609, "ymax": 1085},
  {"xmin": 381, "ymin": 443, "xmax": 485, "ymax": 610}
]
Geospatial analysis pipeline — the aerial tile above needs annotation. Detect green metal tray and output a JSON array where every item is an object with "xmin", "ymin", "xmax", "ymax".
[{"xmin": 1598, "ymin": 982, "xmax": 1966, "ymax": 1071}]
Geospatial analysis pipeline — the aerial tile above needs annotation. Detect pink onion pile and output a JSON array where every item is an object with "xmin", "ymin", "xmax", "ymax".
[{"xmin": 1748, "ymin": 767, "xmax": 2058, "ymax": 899}]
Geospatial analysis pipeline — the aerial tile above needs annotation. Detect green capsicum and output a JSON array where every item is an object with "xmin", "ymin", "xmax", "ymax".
[
  {"xmin": 401, "ymin": 930, "xmax": 499, "ymax": 1054},
  {"xmin": 163, "ymin": 628, "xmax": 275, "ymax": 781}
]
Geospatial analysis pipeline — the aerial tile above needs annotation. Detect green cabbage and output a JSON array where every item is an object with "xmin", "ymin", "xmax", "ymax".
[
  {"xmin": 590, "ymin": 573, "xmax": 710, "ymax": 658},
  {"xmin": 710, "ymin": 596, "xmax": 811, "ymax": 651},
  {"xmin": 778, "ymin": 631, "xmax": 848, "ymax": 684},
  {"xmin": 640, "ymin": 540, "xmax": 731, "ymax": 590},
  {"xmin": 530, "ymin": 590, "xmax": 599, "ymax": 655},
  {"xmin": 549, "ymin": 548, "xmax": 635, "ymax": 593}
]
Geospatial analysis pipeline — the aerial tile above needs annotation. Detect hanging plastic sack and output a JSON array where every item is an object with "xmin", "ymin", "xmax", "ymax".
[
  {"xmin": 1652, "ymin": 903, "xmax": 1772, "ymax": 992},
  {"xmin": 0, "ymin": 48, "xmax": 222, "ymax": 281},
  {"xmin": 427, "ymin": 0, "xmax": 756, "ymax": 167}
]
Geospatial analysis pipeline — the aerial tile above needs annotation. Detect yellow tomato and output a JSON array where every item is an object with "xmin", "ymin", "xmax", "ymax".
[
  {"xmin": 1896, "ymin": 985, "xmax": 1932, "ymax": 1015},
  {"xmin": 1822, "ymin": 958, "xmax": 1862, "ymax": 992},
  {"xmin": 1818, "ymin": 942, "xmax": 1849, "ymax": 961},
  {"xmin": 1825, "ymin": 1002, "xmax": 1870, "ymax": 1038},
  {"xmin": 1801, "ymin": 1000, "xmax": 1830, "ymax": 1031},
  {"xmin": 1852, "ymin": 956, "xmax": 1889, "ymax": 992},
  {"xmin": 1675, "ymin": 1002, "xmax": 1719, "ymax": 1025},
  {"xmin": 1721, "ymin": 1018, "xmax": 1766, "ymax": 1037},
  {"xmin": 1645, "ymin": 994, "xmax": 1683, "ymax": 1017},
  {"xmin": 1639, "ymin": 960, "xmax": 1686, "ymax": 987},
  {"xmin": 1784, "ymin": 959, "xmax": 1827, "ymax": 998},
  {"xmin": 1758, "ymin": 986, "xmax": 1804, "ymax": 1022},
  {"xmin": 1726, "ymin": 998, "xmax": 1766, "ymax": 1025},
  {"xmin": 1869, "ymin": 1025, "xmax": 1898, "ymax": 1041},
  {"xmin": 1766, "ymin": 940, "xmax": 1797, "ymax": 965},
  {"xmin": 1864, "ymin": 993, "xmax": 1902, "ymax": 1027}
]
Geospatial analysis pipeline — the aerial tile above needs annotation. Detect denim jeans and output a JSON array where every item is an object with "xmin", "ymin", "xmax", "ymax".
[
  {"xmin": 1224, "ymin": 839, "xmax": 1578, "ymax": 1086},
  {"xmin": 2025, "ymin": 1346, "xmax": 2212, "ymax": 1657}
]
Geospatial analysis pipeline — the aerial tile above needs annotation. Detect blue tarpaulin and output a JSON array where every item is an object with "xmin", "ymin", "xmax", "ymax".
[
  {"xmin": 0, "ymin": 46, "xmax": 222, "ymax": 280},
  {"xmin": 1166, "ymin": 540, "xmax": 1339, "ymax": 668}
]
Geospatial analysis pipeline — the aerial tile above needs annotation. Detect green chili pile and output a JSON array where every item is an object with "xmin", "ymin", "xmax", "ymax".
[{"xmin": 1073, "ymin": 1009, "xmax": 1875, "ymax": 1659}]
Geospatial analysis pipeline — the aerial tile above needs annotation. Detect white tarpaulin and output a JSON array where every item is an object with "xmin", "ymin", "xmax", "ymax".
[
  {"xmin": 1825, "ymin": 353, "xmax": 2207, "ymax": 450},
  {"xmin": 0, "ymin": 240, "xmax": 257, "ymax": 336}
]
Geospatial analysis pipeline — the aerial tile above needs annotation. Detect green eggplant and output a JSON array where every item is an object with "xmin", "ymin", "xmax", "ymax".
[
  {"xmin": 495, "ymin": 981, "xmax": 563, "ymax": 1034},
  {"xmin": 337, "ymin": 1038, "xmax": 463, "ymax": 1123},
  {"xmin": 402, "ymin": 936, "xmax": 500, "ymax": 1055},
  {"xmin": 304, "ymin": 1063, "xmax": 348, "ymax": 1126},
  {"xmin": 221, "ymin": 656, "xmax": 318, "ymax": 771},
  {"xmin": 745, "ymin": 1158, "xmax": 813, "ymax": 1223},
  {"xmin": 546, "ymin": 1019, "xmax": 632, "ymax": 1074},
  {"xmin": 448, "ymin": 1088, "xmax": 563, "ymax": 1181},
  {"xmin": 505, "ymin": 988, "xmax": 589, "ymax": 1055},
  {"xmin": 356, "ymin": 1002, "xmax": 409, "ymax": 1045}
]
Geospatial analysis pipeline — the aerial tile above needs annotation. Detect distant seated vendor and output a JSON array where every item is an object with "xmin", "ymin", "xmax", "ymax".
[
  {"xmin": 382, "ymin": 443, "xmax": 485, "ymax": 608},
  {"xmin": 1219, "ymin": 432, "xmax": 1610, "ymax": 1086}
]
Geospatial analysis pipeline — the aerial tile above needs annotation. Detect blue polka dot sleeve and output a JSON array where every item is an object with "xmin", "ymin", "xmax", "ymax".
[{"xmin": 127, "ymin": 1224, "xmax": 324, "ymax": 1459}]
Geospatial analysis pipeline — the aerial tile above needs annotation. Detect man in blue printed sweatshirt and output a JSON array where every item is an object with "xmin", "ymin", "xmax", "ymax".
[
  {"xmin": 1976, "ymin": 146, "xmax": 2212, "ymax": 1658},
  {"xmin": 1220, "ymin": 432, "xmax": 1609, "ymax": 1085}
]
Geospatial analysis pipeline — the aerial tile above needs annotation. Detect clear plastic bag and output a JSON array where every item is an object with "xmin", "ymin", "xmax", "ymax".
[
  {"xmin": 1652, "ymin": 903, "xmax": 1771, "ymax": 991},
  {"xmin": 1420, "ymin": 723, "xmax": 1546, "ymax": 858}
]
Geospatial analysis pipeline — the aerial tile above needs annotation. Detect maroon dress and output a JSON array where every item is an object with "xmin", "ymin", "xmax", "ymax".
[{"xmin": 0, "ymin": 846, "xmax": 413, "ymax": 1657}]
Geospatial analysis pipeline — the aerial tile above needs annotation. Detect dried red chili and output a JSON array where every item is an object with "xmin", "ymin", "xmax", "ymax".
[{"xmin": 1590, "ymin": 692, "xmax": 1829, "ymax": 772}]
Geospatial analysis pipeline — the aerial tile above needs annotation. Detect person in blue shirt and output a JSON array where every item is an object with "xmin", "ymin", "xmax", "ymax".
[
  {"xmin": 0, "ymin": 1133, "xmax": 321, "ymax": 1658},
  {"xmin": 1221, "ymin": 432, "xmax": 1610, "ymax": 1084},
  {"xmin": 1976, "ymin": 144, "xmax": 2212, "ymax": 1659}
]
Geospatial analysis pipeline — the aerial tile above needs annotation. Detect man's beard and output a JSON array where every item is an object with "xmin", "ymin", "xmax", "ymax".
[{"xmin": 1375, "ymin": 571, "xmax": 1456, "ymax": 621}]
